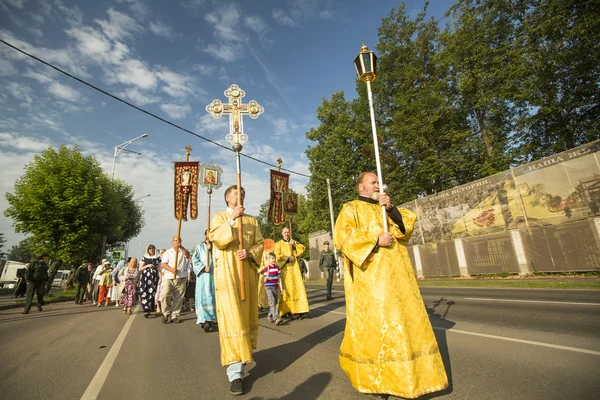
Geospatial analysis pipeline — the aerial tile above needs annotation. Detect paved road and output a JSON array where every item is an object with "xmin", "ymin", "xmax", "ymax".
[{"xmin": 0, "ymin": 285, "xmax": 598, "ymax": 400}]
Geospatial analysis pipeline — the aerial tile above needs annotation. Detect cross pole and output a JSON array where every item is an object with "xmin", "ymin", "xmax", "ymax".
[{"xmin": 206, "ymin": 84, "xmax": 264, "ymax": 301}]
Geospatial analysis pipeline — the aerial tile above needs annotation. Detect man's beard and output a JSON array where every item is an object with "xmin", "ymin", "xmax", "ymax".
[{"xmin": 369, "ymin": 191, "xmax": 380, "ymax": 201}]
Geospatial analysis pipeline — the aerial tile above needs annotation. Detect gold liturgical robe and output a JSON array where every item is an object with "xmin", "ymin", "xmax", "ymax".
[
  {"xmin": 209, "ymin": 211, "xmax": 264, "ymax": 366},
  {"xmin": 274, "ymin": 239, "xmax": 309, "ymax": 315},
  {"xmin": 334, "ymin": 200, "xmax": 448, "ymax": 398}
]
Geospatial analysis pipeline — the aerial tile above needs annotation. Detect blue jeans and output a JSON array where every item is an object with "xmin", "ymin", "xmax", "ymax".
[{"xmin": 227, "ymin": 362, "xmax": 244, "ymax": 381}]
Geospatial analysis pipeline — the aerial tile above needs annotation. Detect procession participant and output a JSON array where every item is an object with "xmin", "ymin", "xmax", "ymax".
[
  {"xmin": 119, "ymin": 258, "xmax": 138, "ymax": 315},
  {"xmin": 334, "ymin": 172, "xmax": 448, "ymax": 399},
  {"xmin": 191, "ymin": 230, "xmax": 217, "ymax": 332},
  {"xmin": 139, "ymin": 244, "xmax": 161, "ymax": 318},
  {"xmin": 319, "ymin": 241, "xmax": 337, "ymax": 300},
  {"xmin": 23, "ymin": 254, "xmax": 49, "ymax": 314},
  {"xmin": 74, "ymin": 263, "xmax": 90, "ymax": 305},
  {"xmin": 209, "ymin": 185, "xmax": 264, "ymax": 396},
  {"xmin": 160, "ymin": 237, "xmax": 189, "ymax": 324},
  {"xmin": 275, "ymin": 227, "xmax": 309, "ymax": 320},
  {"xmin": 96, "ymin": 261, "xmax": 113, "ymax": 306},
  {"xmin": 263, "ymin": 252, "xmax": 283, "ymax": 325},
  {"xmin": 12, "ymin": 264, "xmax": 27, "ymax": 298}
]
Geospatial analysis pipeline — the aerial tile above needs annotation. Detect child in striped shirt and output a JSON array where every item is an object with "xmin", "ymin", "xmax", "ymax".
[{"xmin": 264, "ymin": 252, "xmax": 283, "ymax": 325}]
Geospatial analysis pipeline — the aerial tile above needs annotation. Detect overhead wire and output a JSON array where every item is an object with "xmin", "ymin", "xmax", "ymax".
[{"xmin": 0, "ymin": 38, "xmax": 312, "ymax": 179}]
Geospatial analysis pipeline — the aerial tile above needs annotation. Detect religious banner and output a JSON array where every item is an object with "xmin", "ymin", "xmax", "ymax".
[
  {"xmin": 269, "ymin": 169, "xmax": 289, "ymax": 225},
  {"xmin": 282, "ymin": 192, "xmax": 298, "ymax": 215},
  {"xmin": 174, "ymin": 161, "xmax": 200, "ymax": 221}
]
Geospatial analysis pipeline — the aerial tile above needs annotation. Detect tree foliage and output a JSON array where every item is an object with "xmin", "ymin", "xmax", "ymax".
[
  {"xmin": 6, "ymin": 238, "xmax": 35, "ymax": 263},
  {"xmin": 4, "ymin": 145, "xmax": 144, "ymax": 263}
]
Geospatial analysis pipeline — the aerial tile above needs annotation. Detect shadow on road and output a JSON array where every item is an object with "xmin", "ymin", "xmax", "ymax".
[
  {"xmin": 422, "ymin": 297, "xmax": 456, "ymax": 399},
  {"xmin": 247, "ymin": 372, "xmax": 333, "ymax": 400},
  {"xmin": 246, "ymin": 319, "xmax": 346, "ymax": 393}
]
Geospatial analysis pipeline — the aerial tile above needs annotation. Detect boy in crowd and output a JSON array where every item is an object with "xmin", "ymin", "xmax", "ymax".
[{"xmin": 264, "ymin": 252, "xmax": 283, "ymax": 326}]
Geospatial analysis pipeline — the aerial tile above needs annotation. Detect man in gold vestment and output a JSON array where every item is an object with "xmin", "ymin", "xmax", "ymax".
[
  {"xmin": 334, "ymin": 172, "xmax": 448, "ymax": 400},
  {"xmin": 209, "ymin": 185, "xmax": 264, "ymax": 395},
  {"xmin": 275, "ymin": 226, "xmax": 309, "ymax": 319}
]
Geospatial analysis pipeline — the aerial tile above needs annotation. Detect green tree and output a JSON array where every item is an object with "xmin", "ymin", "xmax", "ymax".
[
  {"xmin": 305, "ymin": 92, "xmax": 371, "ymax": 232},
  {"xmin": 7, "ymin": 238, "xmax": 35, "ymax": 263},
  {"xmin": 4, "ymin": 145, "xmax": 144, "ymax": 263},
  {"xmin": 515, "ymin": 0, "xmax": 600, "ymax": 157}
]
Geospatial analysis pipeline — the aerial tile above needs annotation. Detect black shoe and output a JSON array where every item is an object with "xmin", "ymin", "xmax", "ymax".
[
  {"xmin": 327, "ymin": 296, "xmax": 333, "ymax": 300},
  {"xmin": 162, "ymin": 315, "xmax": 171, "ymax": 324},
  {"xmin": 172, "ymin": 317, "xmax": 181, "ymax": 323},
  {"xmin": 37, "ymin": 305, "xmax": 43, "ymax": 312},
  {"xmin": 22, "ymin": 310, "xmax": 29, "ymax": 315},
  {"xmin": 144, "ymin": 312, "xmax": 150, "ymax": 318},
  {"xmin": 229, "ymin": 378, "xmax": 244, "ymax": 395},
  {"xmin": 202, "ymin": 322, "xmax": 211, "ymax": 332}
]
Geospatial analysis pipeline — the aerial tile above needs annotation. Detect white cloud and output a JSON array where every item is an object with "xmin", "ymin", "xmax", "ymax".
[
  {"xmin": 270, "ymin": 116, "xmax": 299, "ymax": 138},
  {"xmin": 192, "ymin": 64, "xmax": 215, "ymax": 75},
  {"xmin": 244, "ymin": 15, "xmax": 270, "ymax": 40},
  {"xmin": 160, "ymin": 103, "xmax": 191, "ymax": 119},
  {"xmin": 48, "ymin": 81, "xmax": 81, "ymax": 102},
  {"xmin": 6, "ymin": 82, "xmax": 33, "ymax": 107},
  {"xmin": 0, "ymin": 0, "xmax": 26, "ymax": 9},
  {"xmin": 202, "ymin": 3, "xmax": 246, "ymax": 62},
  {"xmin": 23, "ymin": 70, "xmax": 53, "ymax": 84},
  {"xmin": 95, "ymin": 8, "xmax": 142, "ymax": 41},
  {"xmin": 272, "ymin": 9, "xmax": 296, "ymax": 27},
  {"xmin": 118, "ymin": 88, "xmax": 160, "ymax": 105},
  {"xmin": 156, "ymin": 68, "xmax": 196, "ymax": 98},
  {"xmin": 0, "ymin": 131, "xmax": 51, "ymax": 152},
  {"xmin": 116, "ymin": 0, "xmax": 150, "ymax": 19},
  {"xmin": 149, "ymin": 21, "xmax": 177, "ymax": 40},
  {"xmin": 195, "ymin": 113, "xmax": 228, "ymax": 135},
  {"xmin": 0, "ymin": 59, "xmax": 17, "ymax": 76},
  {"xmin": 111, "ymin": 59, "xmax": 157, "ymax": 90}
]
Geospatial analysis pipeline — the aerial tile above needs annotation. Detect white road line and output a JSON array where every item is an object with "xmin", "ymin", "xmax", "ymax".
[
  {"xmin": 464, "ymin": 297, "xmax": 600, "ymax": 306},
  {"xmin": 80, "ymin": 308, "xmax": 138, "ymax": 400},
  {"xmin": 436, "ymin": 327, "xmax": 600, "ymax": 356},
  {"xmin": 308, "ymin": 299, "xmax": 600, "ymax": 356}
]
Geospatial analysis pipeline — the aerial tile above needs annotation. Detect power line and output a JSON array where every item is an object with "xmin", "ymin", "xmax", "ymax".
[{"xmin": 0, "ymin": 38, "xmax": 312, "ymax": 179}]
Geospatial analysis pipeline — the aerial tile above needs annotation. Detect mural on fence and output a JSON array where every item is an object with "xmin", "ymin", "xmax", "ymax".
[{"xmin": 402, "ymin": 140, "xmax": 600, "ymax": 246}]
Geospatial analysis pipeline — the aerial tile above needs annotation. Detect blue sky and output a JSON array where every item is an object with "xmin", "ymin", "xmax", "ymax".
[{"xmin": 0, "ymin": 0, "xmax": 455, "ymax": 258}]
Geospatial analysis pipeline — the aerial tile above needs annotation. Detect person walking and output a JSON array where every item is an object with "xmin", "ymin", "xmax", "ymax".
[
  {"xmin": 209, "ymin": 185, "xmax": 264, "ymax": 395},
  {"xmin": 191, "ymin": 230, "xmax": 217, "ymax": 332},
  {"xmin": 160, "ymin": 237, "xmax": 189, "ymax": 324},
  {"xmin": 74, "ymin": 263, "xmax": 90, "ymax": 305},
  {"xmin": 334, "ymin": 172, "xmax": 448, "ymax": 399},
  {"xmin": 275, "ymin": 227, "xmax": 309, "ymax": 320},
  {"xmin": 23, "ymin": 254, "xmax": 49, "ymax": 315},
  {"xmin": 119, "ymin": 258, "xmax": 138, "ymax": 315},
  {"xmin": 96, "ymin": 261, "xmax": 113, "ymax": 307},
  {"xmin": 12, "ymin": 264, "xmax": 28, "ymax": 298},
  {"xmin": 319, "ymin": 241, "xmax": 337, "ymax": 300},
  {"xmin": 139, "ymin": 245, "xmax": 160, "ymax": 318}
]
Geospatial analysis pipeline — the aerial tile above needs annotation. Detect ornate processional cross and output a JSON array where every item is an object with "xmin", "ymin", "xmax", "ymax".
[{"xmin": 205, "ymin": 84, "xmax": 264, "ymax": 145}]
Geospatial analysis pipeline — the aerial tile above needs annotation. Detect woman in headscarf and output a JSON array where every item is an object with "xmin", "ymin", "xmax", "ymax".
[{"xmin": 139, "ymin": 244, "xmax": 161, "ymax": 318}]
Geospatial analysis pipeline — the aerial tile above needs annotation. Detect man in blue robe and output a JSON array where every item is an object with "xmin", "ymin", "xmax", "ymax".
[{"xmin": 192, "ymin": 229, "xmax": 217, "ymax": 332}]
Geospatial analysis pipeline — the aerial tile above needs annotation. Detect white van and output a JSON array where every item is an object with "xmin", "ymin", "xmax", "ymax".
[{"xmin": 0, "ymin": 260, "xmax": 28, "ymax": 288}]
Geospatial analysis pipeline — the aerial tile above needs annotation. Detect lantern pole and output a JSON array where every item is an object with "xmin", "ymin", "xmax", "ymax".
[{"xmin": 355, "ymin": 43, "xmax": 388, "ymax": 232}]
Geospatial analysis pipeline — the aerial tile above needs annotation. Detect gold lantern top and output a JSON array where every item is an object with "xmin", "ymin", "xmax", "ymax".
[{"xmin": 354, "ymin": 42, "xmax": 377, "ymax": 82}]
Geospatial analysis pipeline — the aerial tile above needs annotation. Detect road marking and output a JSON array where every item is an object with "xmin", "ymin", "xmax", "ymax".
[
  {"xmin": 80, "ymin": 308, "xmax": 138, "ymax": 400},
  {"xmin": 308, "ymin": 299, "xmax": 600, "ymax": 356},
  {"xmin": 464, "ymin": 297, "xmax": 600, "ymax": 306},
  {"xmin": 436, "ymin": 327, "xmax": 600, "ymax": 356}
]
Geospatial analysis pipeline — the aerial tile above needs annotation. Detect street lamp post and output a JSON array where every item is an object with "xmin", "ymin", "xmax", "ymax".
[
  {"xmin": 111, "ymin": 133, "xmax": 148, "ymax": 180},
  {"xmin": 102, "ymin": 133, "xmax": 149, "ymax": 259},
  {"xmin": 354, "ymin": 43, "xmax": 388, "ymax": 232}
]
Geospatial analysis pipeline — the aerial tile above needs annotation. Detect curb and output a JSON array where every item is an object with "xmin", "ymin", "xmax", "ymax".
[{"xmin": 0, "ymin": 297, "xmax": 76, "ymax": 311}]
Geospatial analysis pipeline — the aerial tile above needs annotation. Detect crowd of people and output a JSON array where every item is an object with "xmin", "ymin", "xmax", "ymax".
[{"xmin": 16, "ymin": 175, "xmax": 448, "ymax": 399}]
